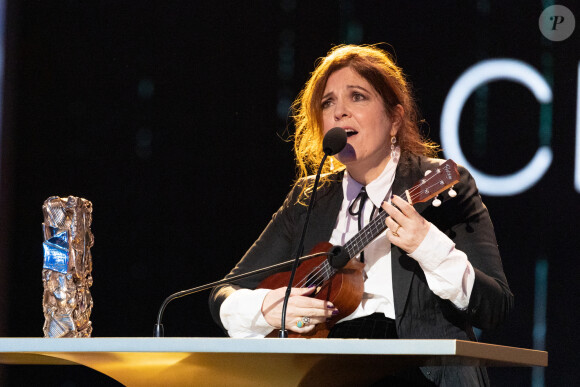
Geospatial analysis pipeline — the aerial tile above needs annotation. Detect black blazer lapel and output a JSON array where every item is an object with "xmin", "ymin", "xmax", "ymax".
[{"xmin": 303, "ymin": 172, "xmax": 345, "ymax": 252}]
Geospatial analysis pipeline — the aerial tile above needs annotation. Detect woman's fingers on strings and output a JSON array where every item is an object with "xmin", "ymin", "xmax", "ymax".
[
  {"xmin": 390, "ymin": 195, "xmax": 418, "ymax": 218},
  {"xmin": 381, "ymin": 200, "xmax": 405, "ymax": 225},
  {"xmin": 278, "ymin": 287, "xmax": 339, "ymax": 332},
  {"xmin": 381, "ymin": 201, "xmax": 403, "ymax": 219},
  {"xmin": 288, "ymin": 289, "xmax": 339, "ymax": 315}
]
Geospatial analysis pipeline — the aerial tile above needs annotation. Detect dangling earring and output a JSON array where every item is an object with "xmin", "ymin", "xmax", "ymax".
[
  {"xmin": 330, "ymin": 157, "xmax": 335, "ymax": 171},
  {"xmin": 390, "ymin": 136, "xmax": 399, "ymax": 161}
]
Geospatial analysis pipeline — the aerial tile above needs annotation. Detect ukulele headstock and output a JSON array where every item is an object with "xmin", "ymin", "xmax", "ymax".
[{"xmin": 407, "ymin": 159, "xmax": 460, "ymax": 206}]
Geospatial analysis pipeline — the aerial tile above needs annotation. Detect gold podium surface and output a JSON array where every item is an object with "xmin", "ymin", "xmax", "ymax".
[{"xmin": 0, "ymin": 338, "xmax": 547, "ymax": 386}]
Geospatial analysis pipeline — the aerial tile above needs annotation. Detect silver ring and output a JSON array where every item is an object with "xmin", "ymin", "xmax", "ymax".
[{"xmin": 296, "ymin": 316, "xmax": 310, "ymax": 328}]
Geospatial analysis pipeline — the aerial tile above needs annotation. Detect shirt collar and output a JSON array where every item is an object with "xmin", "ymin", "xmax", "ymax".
[{"xmin": 342, "ymin": 149, "xmax": 400, "ymax": 208}]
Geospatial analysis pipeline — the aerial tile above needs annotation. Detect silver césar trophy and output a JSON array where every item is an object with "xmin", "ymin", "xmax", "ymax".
[{"xmin": 42, "ymin": 196, "xmax": 94, "ymax": 338}]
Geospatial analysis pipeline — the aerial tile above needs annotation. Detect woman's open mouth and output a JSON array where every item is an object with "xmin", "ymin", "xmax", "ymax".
[{"xmin": 345, "ymin": 128, "xmax": 358, "ymax": 137}]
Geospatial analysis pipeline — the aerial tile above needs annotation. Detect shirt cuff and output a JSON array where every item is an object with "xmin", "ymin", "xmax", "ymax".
[
  {"xmin": 219, "ymin": 288, "xmax": 274, "ymax": 338},
  {"xmin": 408, "ymin": 223, "xmax": 475, "ymax": 309}
]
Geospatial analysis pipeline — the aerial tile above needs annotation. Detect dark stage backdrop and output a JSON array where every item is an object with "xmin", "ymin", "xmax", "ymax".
[{"xmin": 1, "ymin": 1, "xmax": 578, "ymax": 386}]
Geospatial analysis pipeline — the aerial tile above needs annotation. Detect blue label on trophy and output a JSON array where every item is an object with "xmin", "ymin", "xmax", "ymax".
[
  {"xmin": 43, "ymin": 231, "xmax": 70, "ymax": 274},
  {"xmin": 50, "ymin": 230, "xmax": 68, "ymax": 249}
]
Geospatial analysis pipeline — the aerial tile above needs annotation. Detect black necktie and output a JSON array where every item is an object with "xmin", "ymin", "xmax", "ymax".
[{"xmin": 348, "ymin": 187, "xmax": 369, "ymax": 263}]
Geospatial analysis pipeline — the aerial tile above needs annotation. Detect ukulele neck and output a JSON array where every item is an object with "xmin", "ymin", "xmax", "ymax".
[{"xmin": 342, "ymin": 202, "xmax": 394, "ymax": 261}]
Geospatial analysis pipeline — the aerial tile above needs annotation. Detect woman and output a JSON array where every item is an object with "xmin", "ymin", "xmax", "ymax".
[{"xmin": 209, "ymin": 44, "xmax": 513, "ymax": 386}]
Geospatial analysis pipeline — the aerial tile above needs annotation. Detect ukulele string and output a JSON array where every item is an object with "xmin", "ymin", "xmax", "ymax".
[
  {"xmin": 401, "ymin": 170, "xmax": 450, "ymax": 203},
  {"xmin": 304, "ymin": 263, "xmax": 335, "ymax": 288},
  {"xmin": 344, "ymin": 173, "xmax": 447, "ymax": 257},
  {"xmin": 294, "ymin": 167, "xmax": 453, "ymax": 288},
  {"xmin": 294, "ymin": 260, "xmax": 336, "ymax": 288},
  {"xmin": 346, "ymin": 173, "xmax": 452, "ymax": 256},
  {"xmin": 294, "ymin": 263, "xmax": 324, "ymax": 288}
]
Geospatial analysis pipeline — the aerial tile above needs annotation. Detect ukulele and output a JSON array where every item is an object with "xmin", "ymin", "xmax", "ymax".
[{"xmin": 257, "ymin": 159, "xmax": 461, "ymax": 338}]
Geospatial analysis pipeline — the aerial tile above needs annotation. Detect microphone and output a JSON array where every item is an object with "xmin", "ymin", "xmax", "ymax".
[
  {"xmin": 278, "ymin": 127, "xmax": 347, "ymax": 338},
  {"xmin": 322, "ymin": 126, "xmax": 348, "ymax": 156}
]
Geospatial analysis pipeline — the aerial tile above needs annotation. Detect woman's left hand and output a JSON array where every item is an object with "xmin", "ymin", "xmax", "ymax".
[{"xmin": 381, "ymin": 195, "xmax": 430, "ymax": 253}]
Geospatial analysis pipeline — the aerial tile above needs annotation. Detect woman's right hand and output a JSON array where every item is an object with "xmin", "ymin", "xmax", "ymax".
[{"xmin": 261, "ymin": 287, "xmax": 339, "ymax": 333}]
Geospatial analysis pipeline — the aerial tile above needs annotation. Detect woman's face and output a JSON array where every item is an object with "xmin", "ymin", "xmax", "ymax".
[{"xmin": 321, "ymin": 66, "xmax": 400, "ymax": 172}]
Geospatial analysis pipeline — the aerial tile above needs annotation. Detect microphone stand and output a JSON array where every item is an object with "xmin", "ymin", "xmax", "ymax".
[
  {"xmin": 278, "ymin": 153, "xmax": 328, "ymax": 338},
  {"xmin": 278, "ymin": 126, "xmax": 346, "ymax": 337},
  {"xmin": 153, "ymin": 251, "xmax": 333, "ymax": 337}
]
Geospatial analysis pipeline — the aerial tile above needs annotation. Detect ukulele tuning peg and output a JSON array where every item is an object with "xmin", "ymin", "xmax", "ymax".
[
  {"xmin": 448, "ymin": 186, "xmax": 457, "ymax": 198},
  {"xmin": 432, "ymin": 196, "xmax": 441, "ymax": 207},
  {"xmin": 424, "ymin": 170, "xmax": 432, "ymax": 176}
]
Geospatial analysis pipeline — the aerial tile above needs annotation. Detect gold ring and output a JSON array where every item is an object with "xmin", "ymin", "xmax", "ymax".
[{"xmin": 392, "ymin": 224, "xmax": 401, "ymax": 237}]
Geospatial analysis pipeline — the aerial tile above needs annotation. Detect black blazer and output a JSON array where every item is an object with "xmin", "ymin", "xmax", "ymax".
[{"xmin": 209, "ymin": 153, "xmax": 513, "ymax": 386}]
